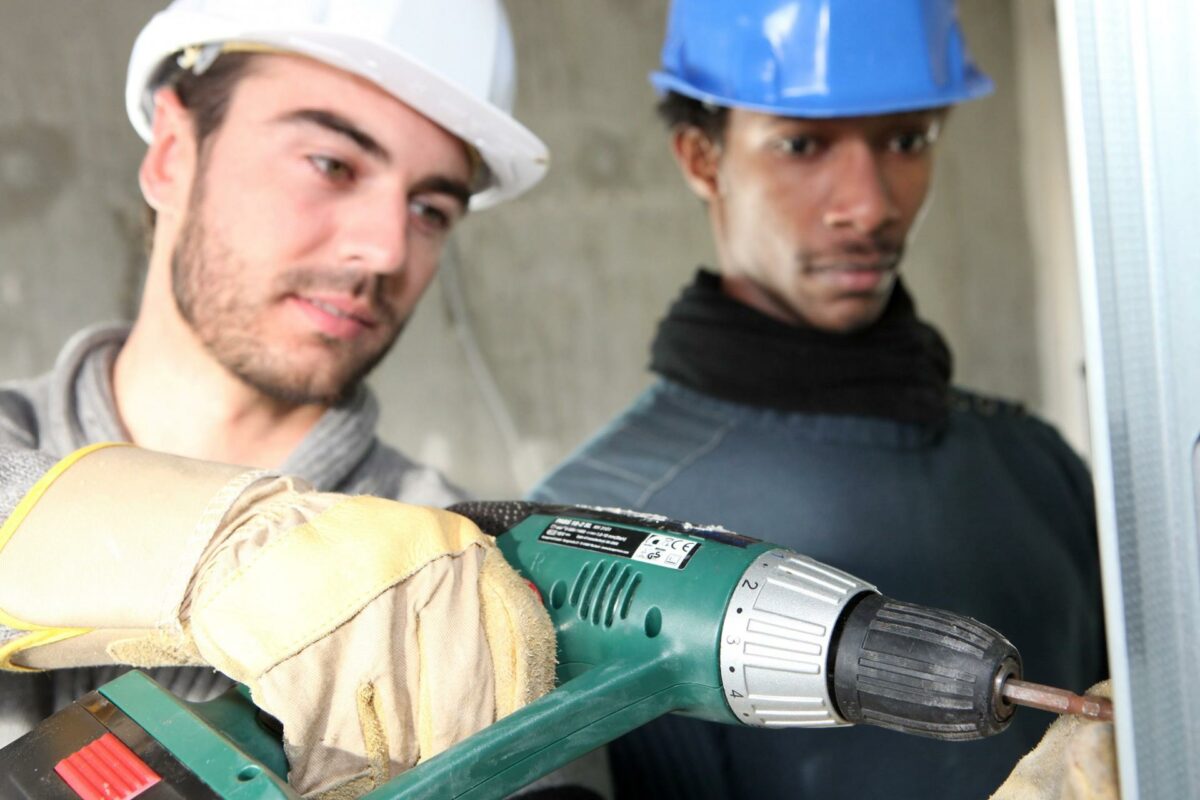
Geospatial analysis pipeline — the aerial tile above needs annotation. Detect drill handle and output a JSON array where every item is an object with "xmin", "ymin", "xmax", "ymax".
[{"xmin": 364, "ymin": 655, "xmax": 683, "ymax": 799}]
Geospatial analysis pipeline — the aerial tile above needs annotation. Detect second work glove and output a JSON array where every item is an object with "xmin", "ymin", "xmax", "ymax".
[
  {"xmin": 0, "ymin": 444, "xmax": 556, "ymax": 798},
  {"xmin": 990, "ymin": 680, "xmax": 1118, "ymax": 800}
]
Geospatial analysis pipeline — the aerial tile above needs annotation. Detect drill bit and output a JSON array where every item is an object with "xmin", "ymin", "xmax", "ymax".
[{"xmin": 1001, "ymin": 679, "xmax": 1113, "ymax": 721}]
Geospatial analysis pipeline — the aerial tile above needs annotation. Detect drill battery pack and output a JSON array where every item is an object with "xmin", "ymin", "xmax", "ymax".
[{"xmin": 0, "ymin": 671, "xmax": 292, "ymax": 800}]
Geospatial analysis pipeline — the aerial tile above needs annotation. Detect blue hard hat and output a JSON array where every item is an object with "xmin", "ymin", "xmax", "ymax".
[{"xmin": 651, "ymin": 0, "xmax": 994, "ymax": 117}]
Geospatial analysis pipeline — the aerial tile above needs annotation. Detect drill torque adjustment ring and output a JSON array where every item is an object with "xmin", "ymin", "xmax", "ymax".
[{"xmin": 719, "ymin": 549, "xmax": 876, "ymax": 729}]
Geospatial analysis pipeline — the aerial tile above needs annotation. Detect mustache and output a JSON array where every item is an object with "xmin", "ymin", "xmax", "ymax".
[
  {"xmin": 275, "ymin": 267, "xmax": 400, "ymax": 325},
  {"xmin": 804, "ymin": 241, "xmax": 904, "ymax": 271}
]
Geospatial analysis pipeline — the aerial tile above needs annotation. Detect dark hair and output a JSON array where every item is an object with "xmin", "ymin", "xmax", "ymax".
[
  {"xmin": 153, "ymin": 51, "xmax": 260, "ymax": 148},
  {"xmin": 656, "ymin": 90, "xmax": 729, "ymax": 144},
  {"xmin": 142, "ymin": 52, "xmax": 259, "ymax": 239}
]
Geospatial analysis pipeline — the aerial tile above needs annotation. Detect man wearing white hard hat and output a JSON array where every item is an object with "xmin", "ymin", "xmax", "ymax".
[
  {"xmin": 0, "ymin": 1, "xmax": 586, "ymax": 797},
  {"xmin": 532, "ymin": 0, "xmax": 1108, "ymax": 797}
]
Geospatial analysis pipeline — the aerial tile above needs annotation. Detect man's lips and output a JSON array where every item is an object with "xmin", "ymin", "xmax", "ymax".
[
  {"xmin": 804, "ymin": 254, "xmax": 899, "ymax": 293},
  {"xmin": 288, "ymin": 294, "xmax": 379, "ymax": 340}
]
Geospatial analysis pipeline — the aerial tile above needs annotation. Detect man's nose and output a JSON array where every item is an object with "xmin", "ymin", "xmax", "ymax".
[
  {"xmin": 822, "ymin": 142, "xmax": 900, "ymax": 234},
  {"xmin": 336, "ymin": 188, "xmax": 408, "ymax": 274}
]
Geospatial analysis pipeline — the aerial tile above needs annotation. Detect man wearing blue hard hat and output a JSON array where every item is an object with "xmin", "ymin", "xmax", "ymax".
[{"xmin": 532, "ymin": 1, "xmax": 1107, "ymax": 797}]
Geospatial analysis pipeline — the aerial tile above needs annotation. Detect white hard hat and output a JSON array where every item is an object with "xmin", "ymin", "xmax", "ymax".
[{"xmin": 126, "ymin": 0, "xmax": 548, "ymax": 208}]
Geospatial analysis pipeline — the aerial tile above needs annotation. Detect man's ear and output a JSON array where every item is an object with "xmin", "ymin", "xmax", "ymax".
[
  {"xmin": 138, "ymin": 87, "xmax": 197, "ymax": 216},
  {"xmin": 670, "ymin": 126, "xmax": 722, "ymax": 203}
]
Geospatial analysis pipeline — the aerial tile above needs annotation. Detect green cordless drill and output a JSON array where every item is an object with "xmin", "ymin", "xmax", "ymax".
[{"xmin": 2, "ymin": 501, "xmax": 1092, "ymax": 800}]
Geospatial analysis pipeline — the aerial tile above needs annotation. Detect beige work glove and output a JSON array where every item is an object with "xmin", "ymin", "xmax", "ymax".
[
  {"xmin": 990, "ymin": 681, "xmax": 1118, "ymax": 800},
  {"xmin": 0, "ymin": 444, "xmax": 556, "ymax": 798}
]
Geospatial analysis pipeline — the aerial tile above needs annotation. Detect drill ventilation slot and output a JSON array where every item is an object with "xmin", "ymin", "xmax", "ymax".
[{"xmin": 570, "ymin": 560, "xmax": 642, "ymax": 628}]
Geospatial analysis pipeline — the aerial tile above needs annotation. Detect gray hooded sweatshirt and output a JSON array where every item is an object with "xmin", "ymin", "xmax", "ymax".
[{"xmin": 0, "ymin": 324, "xmax": 466, "ymax": 748}]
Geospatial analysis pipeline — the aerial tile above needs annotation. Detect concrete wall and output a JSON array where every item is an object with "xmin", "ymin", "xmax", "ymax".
[
  {"xmin": 0, "ymin": 0, "xmax": 1087, "ymax": 498},
  {"xmin": 1012, "ymin": 0, "xmax": 1090, "ymax": 454}
]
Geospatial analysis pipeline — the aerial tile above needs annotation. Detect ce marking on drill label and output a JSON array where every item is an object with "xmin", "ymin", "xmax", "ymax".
[{"xmin": 541, "ymin": 518, "xmax": 700, "ymax": 570}]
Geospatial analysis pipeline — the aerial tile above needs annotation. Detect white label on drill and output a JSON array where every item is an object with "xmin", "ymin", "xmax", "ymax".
[
  {"xmin": 541, "ymin": 518, "xmax": 700, "ymax": 570},
  {"xmin": 632, "ymin": 532, "xmax": 699, "ymax": 569}
]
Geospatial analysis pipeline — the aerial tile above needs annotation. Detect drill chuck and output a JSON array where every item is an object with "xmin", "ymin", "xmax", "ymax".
[
  {"xmin": 720, "ymin": 549, "xmax": 1020, "ymax": 741},
  {"xmin": 831, "ymin": 593, "xmax": 1020, "ymax": 740}
]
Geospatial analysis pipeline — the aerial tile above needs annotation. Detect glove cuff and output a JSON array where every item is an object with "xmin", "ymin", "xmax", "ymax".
[{"xmin": 0, "ymin": 444, "xmax": 273, "ymax": 670}]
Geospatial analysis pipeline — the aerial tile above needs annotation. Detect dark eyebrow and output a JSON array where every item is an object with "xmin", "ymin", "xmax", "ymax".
[
  {"xmin": 412, "ymin": 175, "xmax": 472, "ymax": 213},
  {"xmin": 277, "ymin": 109, "xmax": 391, "ymax": 165}
]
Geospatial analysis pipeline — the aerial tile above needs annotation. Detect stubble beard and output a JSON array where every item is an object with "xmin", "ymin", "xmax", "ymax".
[{"xmin": 170, "ymin": 182, "xmax": 403, "ymax": 407}]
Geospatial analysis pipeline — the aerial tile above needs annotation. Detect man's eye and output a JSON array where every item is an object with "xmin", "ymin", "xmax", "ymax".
[
  {"xmin": 409, "ymin": 199, "xmax": 455, "ymax": 234},
  {"xmin": 309, "ymin": 155, "xmax": 355, "ymax": 182},
  {"xmin": 775, "ymin": 136, "xmax": 821, "ymax": 156},
  {"xmin": 889, "ymin": 131, "xmax": 934, "ymax": 155}
]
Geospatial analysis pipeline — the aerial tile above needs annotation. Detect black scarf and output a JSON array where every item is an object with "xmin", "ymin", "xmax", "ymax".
[{"xmin": 650, "ymin": 270, "xmax": 953, "ymax": 427}]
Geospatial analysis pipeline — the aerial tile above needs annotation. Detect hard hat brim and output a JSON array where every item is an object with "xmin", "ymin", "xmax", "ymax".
[{"xmin": 649, "ymin": 71, "xmax": 994, "ymax": 119}]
